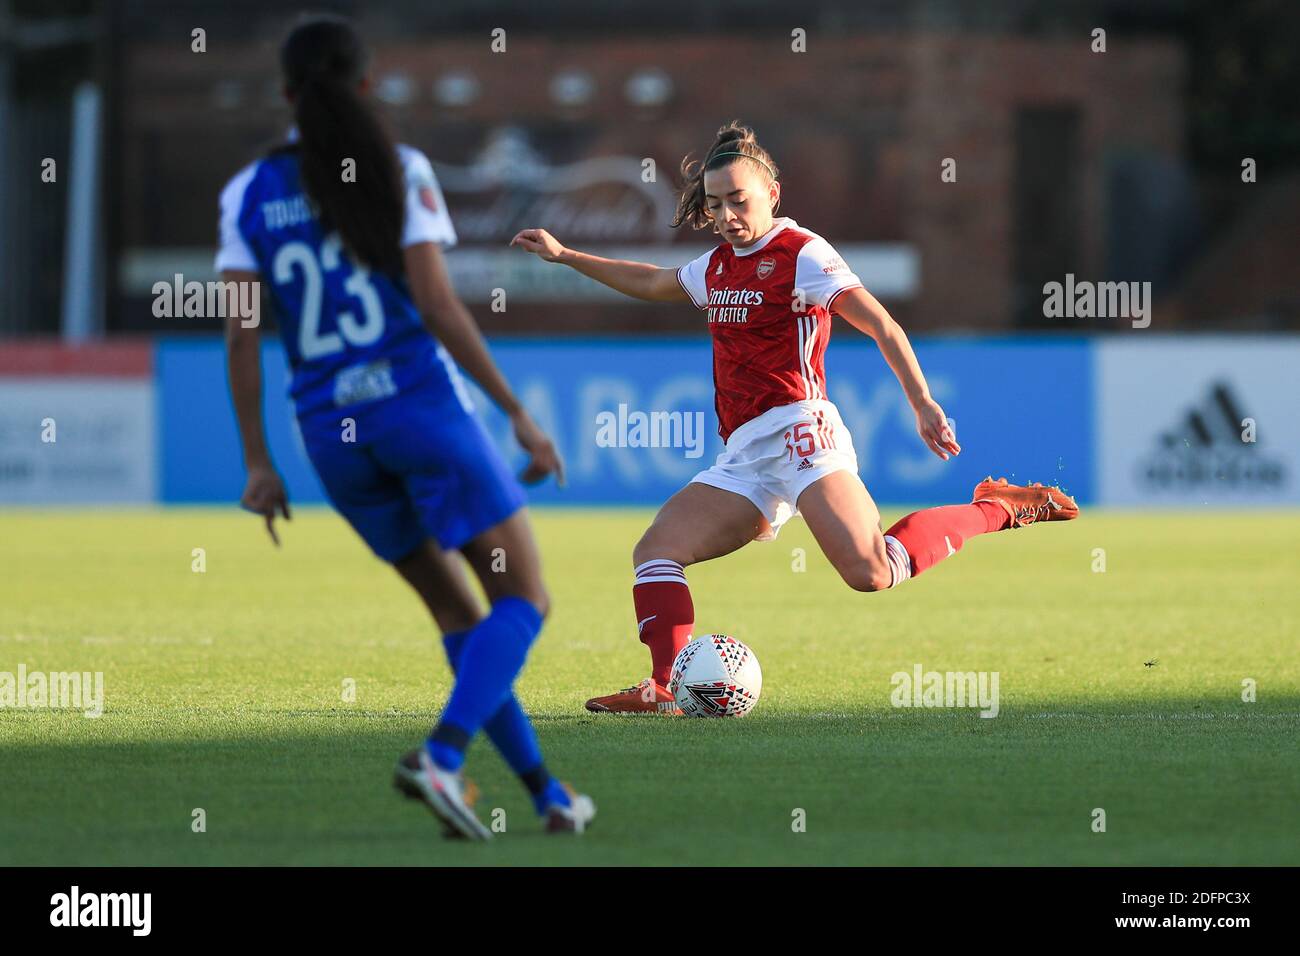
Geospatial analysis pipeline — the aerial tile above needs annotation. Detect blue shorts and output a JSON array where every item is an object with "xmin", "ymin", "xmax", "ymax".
[{"xmin": 298, "ymin": 388, "xmax": 526, "ymax": 562}]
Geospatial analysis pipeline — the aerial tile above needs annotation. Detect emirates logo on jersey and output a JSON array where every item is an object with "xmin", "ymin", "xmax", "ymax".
[
  {"xmin": 706, "ymin": 286, "xmax": 763, "ymax": 324},
  {"xmin": 756, "ymin": 256, "xmax": 776, "ymax": 280}
]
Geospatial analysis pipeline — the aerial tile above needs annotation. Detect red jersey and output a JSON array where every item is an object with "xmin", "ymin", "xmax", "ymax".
[{"xmin": 676, "ymin": 218, "xmax": 864, "ymax": 441}]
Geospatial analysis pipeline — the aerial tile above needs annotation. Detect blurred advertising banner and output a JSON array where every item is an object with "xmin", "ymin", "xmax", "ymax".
[
  {"xmin": 154, "ymin": 337, "xmax": 1091, "ymax": 507},
  {"xmin": 1095, "ymin": 338, "xmax": 1300, "ymax": 506},
  {"xmin": 0, "ymin": 344, "xmax": 155, "ymax": 504},
  {"xmin": 472, "ymin": 339, "xmax": 1091, "ymax": 506},
  {"xmin": 12, "ymin": 337, "xmax": 1297, "ymax": 509}
]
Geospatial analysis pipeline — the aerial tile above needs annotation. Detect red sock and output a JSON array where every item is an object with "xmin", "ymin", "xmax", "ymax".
[
  {"xmin": 884, "ymin": 501, "xmax": 1010, "ymax": 580},
  {"xmin": 632, "ymin": 559, "xmax": 695, "ymax": 686}
]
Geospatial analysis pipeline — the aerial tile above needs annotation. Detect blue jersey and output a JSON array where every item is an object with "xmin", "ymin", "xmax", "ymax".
[
  {"xmin": 215, "ymin": 142, "xmax": 470, "ymax": 419},
  {"xmin": 215, "ymin": 140, "xmax": 525, "ymax": 558}
]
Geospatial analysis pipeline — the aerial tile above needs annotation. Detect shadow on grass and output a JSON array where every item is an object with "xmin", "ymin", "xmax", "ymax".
[{"xmin": 2, "ymin": 697, "xmax": 1297, "ymax": 866}]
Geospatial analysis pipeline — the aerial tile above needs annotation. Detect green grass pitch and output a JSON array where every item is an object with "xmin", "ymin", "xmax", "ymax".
[{"xmin": 2, "ymin": 507, "xmax": 1297, "ymax": 866}]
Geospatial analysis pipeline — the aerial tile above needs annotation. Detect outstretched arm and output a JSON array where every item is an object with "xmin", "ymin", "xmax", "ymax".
[
  {"xmin": 222, "ymin": 269, "xmax": 291, "ymax": 544},
  {"xmin": 510, "ymin": 228, "xmax": 689, "ymax": 303},
  {"xmin": 833, "ymin": 286, "xmax": 961, "ymax": 461}
]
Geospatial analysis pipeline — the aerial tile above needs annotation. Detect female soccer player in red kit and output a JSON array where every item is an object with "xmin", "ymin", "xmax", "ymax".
[{"xmin": 512, "ymin": 122, "xmax": 1079, "ymax": 714}]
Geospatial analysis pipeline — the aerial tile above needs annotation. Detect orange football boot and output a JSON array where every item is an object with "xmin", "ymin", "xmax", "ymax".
[
  {"xmin": 972, "ymin": 476, "xmax": 1080, "ymax": 528},
  {"xmin": 585, "ymin": 678, "xmax": 681, "ymax": 715}
]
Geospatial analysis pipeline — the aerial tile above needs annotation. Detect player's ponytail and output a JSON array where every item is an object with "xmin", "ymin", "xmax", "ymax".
[
  {"xmin": 671, "ymin": 121, "xmax": 780, "ymax": 232},
  {"xmin": 281, "ymin": 16, "xmax": 404, "ymax": 274}
]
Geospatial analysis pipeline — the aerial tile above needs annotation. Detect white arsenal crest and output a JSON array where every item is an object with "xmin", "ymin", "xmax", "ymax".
[{"xmin": 756, "ymin": 256, "xmax": 776, "ymax": 280}]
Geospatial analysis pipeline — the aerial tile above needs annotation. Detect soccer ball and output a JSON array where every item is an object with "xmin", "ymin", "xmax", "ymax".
[{"xmin": 667, "ymin": 634, "xmax": 762, "ymax": 717}]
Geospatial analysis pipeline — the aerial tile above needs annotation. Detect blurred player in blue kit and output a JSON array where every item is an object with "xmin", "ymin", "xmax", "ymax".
[{"xmin": 216, "ymin": 15, "xmax": 592, "ymax": 840}]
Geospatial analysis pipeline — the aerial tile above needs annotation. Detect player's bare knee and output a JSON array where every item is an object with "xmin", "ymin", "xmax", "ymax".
[
  {"xmin": 495, "ymin": 573, "xmax": 549, "ymax": 619},
  {"xmin": 841, "ymin": 560, "xmax": 892, "ymax": 593},
  {"xmin": 631, "ymin": 530, "xmax": 662, "ymax": 566},
  {"xmin": 632, "ymin": 531, "xmax": 690, "ymax": 569}
]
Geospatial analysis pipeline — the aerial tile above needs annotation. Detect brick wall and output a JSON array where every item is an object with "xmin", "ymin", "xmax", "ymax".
[{"xmin": 118, "ymin": 31, "xmax": 1187, "ymax": 333}]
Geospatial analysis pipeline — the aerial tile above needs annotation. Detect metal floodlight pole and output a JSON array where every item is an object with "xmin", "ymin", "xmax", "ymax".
[
  {"xmin": 60, "ymin": 81, "xmax": 103, "ymax": 342},
  {"xmin": 0, "ymin": 4, "xmax": 100, "ymax": 339}
]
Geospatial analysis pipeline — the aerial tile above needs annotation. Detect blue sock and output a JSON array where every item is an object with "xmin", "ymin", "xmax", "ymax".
[
  {"xmin": 428, "ymin": 596, "xmax": 542, "ymax": 772},
  {"xmin": 442, "ymin": 630, "xmax": 545, "ymax": 780},
  {"xmin": 532, "ymin": 778, "xmax": 572, "ymax": 816},
  {"xmin": 443, "ymin": 629, "xmax": 570, "ymax": 816}
]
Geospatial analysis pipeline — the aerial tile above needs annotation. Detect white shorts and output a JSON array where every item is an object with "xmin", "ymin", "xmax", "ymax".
[{"xmin": 691, "ymin": 399, "xmax": 860, "ymax": 540}]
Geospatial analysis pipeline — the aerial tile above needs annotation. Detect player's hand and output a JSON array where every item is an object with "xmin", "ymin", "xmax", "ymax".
[
  {"xmin": 509, "ymin": 228, "xmax": 566, "ymax": 262},
  {"xmin": 511, "ymin": 409, "xmax": 566, "ymax": 487},
  {"xmin": 913, "ymin": 398, "xmax": 960, "ymax": 461},
  {"xmin": 240, "ymin": 464, "xmax": 291, "ymax": 546}
]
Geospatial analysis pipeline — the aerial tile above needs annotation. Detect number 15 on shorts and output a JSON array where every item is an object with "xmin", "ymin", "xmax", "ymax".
[{"xmin": 783, "ymin": 419, "xmax": 836, "ymax": 461}]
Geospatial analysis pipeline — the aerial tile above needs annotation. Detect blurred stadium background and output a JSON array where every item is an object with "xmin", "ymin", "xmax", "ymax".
[{"xmin": 1, "ymin": 0, "xmax": 1297, "ymax": 510}]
